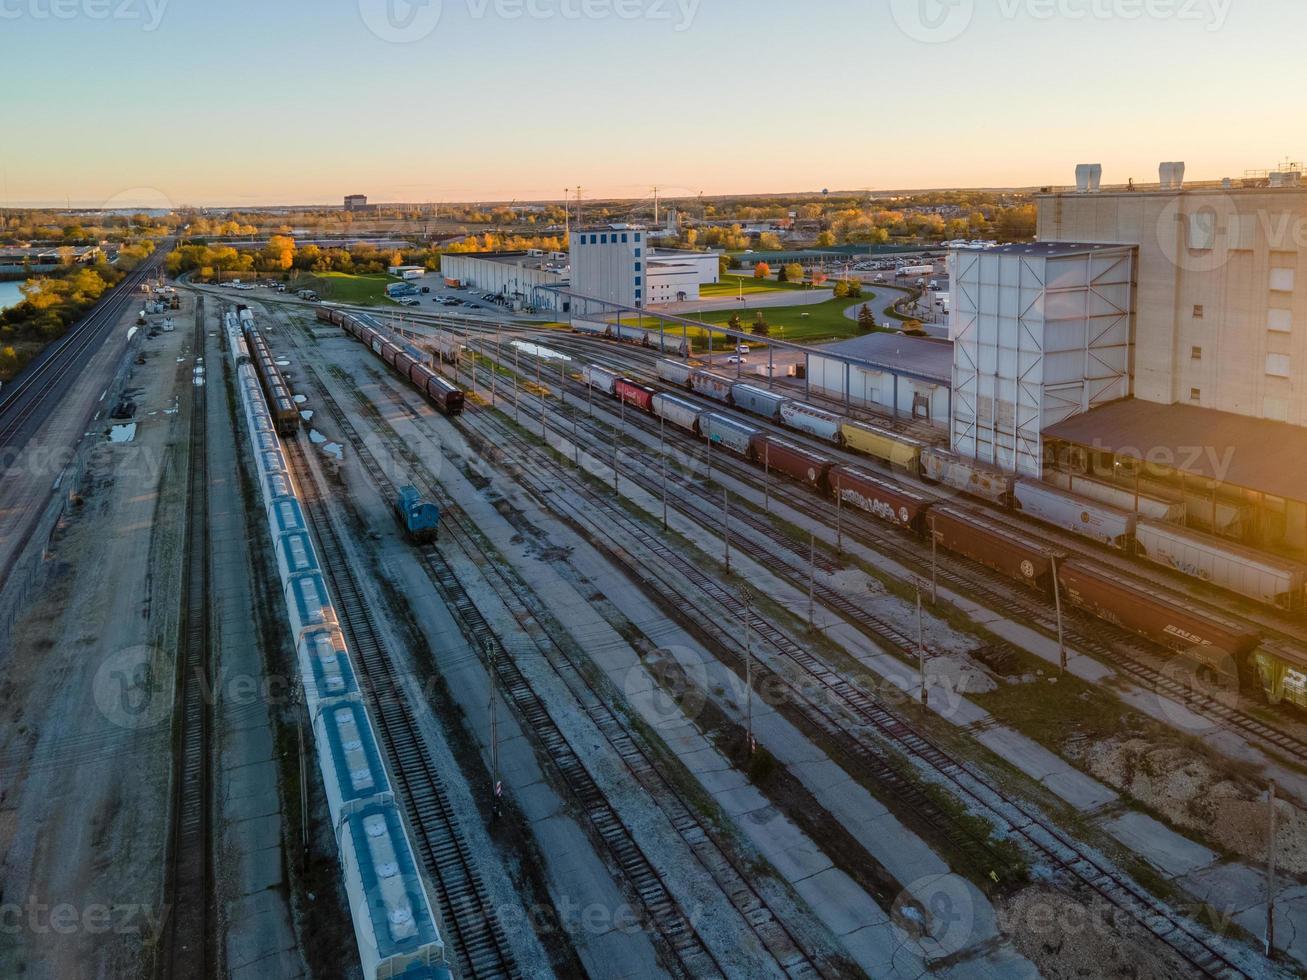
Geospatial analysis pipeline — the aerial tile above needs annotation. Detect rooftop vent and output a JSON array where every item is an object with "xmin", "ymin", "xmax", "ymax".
[
  {"xmin": 1159, "ymin": 162, "xmax": 1186, "ymax": 190},
  {"xmin": 1075, "ymin": 164, "xmax": 1103, "ymax": 193}
]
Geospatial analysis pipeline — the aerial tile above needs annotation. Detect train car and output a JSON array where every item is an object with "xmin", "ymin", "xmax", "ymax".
[
  {"xmin": 299, "ymin": 626, "xmax": 359, "ymax": 711},
  {"xmin": 430, "ymin": 331, "xmax": 467, "ymax": 364},
  {"xmin": 1045, "ymin": 471, "xmax": 1187, "ymax": 524},
  {"xmin": 284, "ymin": 572, "xmax": 336, "ymax": 640},
  {"xmin": 582, "ymin": 364, "xmax": 621, "ymax": 395},
  {"xmin": 1135, "ymin": 520, "xmax": 1307, "ymax": 612},
  {"xmin": 274, "ymin": 529, "xmax": 320, "ymax": 584},
  {"xmin": 314, "ymin": 700, "xmax": 394, "ymax": 831},
  {"xmin": 700, "ymin": 413, "xmax": 760, "ymax": 459},
  {"xmin": 730, "ymin": 383, "xmax": 788, "ymax": 422},
  {"xmin": 752, "ymin": 436, "xmax": 835, "ymax": 492},
  {"xmin": 656, "ymin": 359, "xmax": 694, "ymax": 388},
  {"xmin": 615, "ymin": 378, "xmax": 656, "ymax": 414},
  {"xmin": 929, "ymin": 506, "xmax": 1063, "ymax": 591},
  {"xmin": 395, "ymin": 485, "xmax": 440, "ymax": 543},
  {"xmin": 1252, "ymin": 641, "xmax": 1307, "ymax": 711},
  {"xmin": 410, "ymin": 366, "xmax": 466, "ymax": 416},
  {"xmin": 1014, "ymin": 479, "xmax": 1137, "ymax": 550},
  {"xmin": 572, "ymin": 318, "xmax": 612, "ymax": 338},
  {"xmin": 651, "ymin": 392, "xmax": 703, "ymax": 434},
  {"xmin": 779, "ymin": 400, "xmax": 843, "ymax": 446},
  {"xmin": 612, "ymin": 323, "xmax": 647, "ymax": 345},
  {"xmin": 839, "ymin": 420, "xmax": 926, "ymax": 475},
  {"xmin": 920, "ymin": 448, "xmax": 1015, "ymax": 507},
  {"xmin": 829, "ymin": 466, "xmax": 931, "ymax": 532},
  {"xmin": 339, "ymin": 804, "xmax": 452, "ymax": 980},
  {"xmin": 689, "ymin": 370, "xmax": 735, "ymax": 404},
  {"xmin": 1057, "ymin": 560, "xmax": 1260, "ymax": 660},
  {"xmin": 644, "ymin": 330, "xmax": 689, "ymax": 356}
]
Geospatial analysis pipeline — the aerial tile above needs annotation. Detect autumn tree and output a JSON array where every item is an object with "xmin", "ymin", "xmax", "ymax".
[
  {"xmin": 753, "ymin": 262, "xmax": 771, "ymax": 279},
  {"xmin": 782, "ymin": 263, "xmax": 804, "ymax": 283}
]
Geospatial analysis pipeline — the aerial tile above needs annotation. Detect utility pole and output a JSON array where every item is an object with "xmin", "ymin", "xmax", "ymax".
[
  {"xmin": 741, "ymin": 586, "xmax": 754, "ymax": 757},
  {"xmin": 836, "ymin": 489, "xmax": 843, "ymax": 555},
  {"xmin": 1051, "ymin": 554, "xmax": 1067, "ymax": 672},
  {"xmin": 917, "ymin": 580, "xmax": 927, "ymax": 706},
  {"xmin": 540, "ymin": 380, "xmax": 547, "ymax": 439},
  {"xmin": 763, "ymin": 443, "xmax": 770, "ymax": 513},
  {"xmin": 1267, "ymin": 779, "xmax": 1278, "ymax": 957},
  {"xmin": 723, "ymin": 489, "xmax": 731, "ymax": 574},
  {"xmin": 808, "ymin": 533, "xmax": 816, "ymax": 630},
  {"xmin": 488, "ymin": 639, "xmax": 502, "ymax": 821},
  {"xmin": 661, "ymin": 452, "xmax": 669, "ymax": 531}
]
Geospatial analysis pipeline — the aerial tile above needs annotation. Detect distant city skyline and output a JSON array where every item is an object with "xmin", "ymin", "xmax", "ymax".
[{"xmin": 1, "ymin": 0, "xmax": 1301, "ymax": 207}]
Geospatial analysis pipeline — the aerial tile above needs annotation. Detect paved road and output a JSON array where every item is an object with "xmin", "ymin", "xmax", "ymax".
[{"xmin": 0, "ymin": 244, "xmax": 171, "ymax": 587}]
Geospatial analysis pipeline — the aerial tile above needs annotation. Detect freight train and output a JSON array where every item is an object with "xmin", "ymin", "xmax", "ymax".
[
  {"xmin": 225, "ymin": 317, "xmax": 454, "ymax": 980},
  {"xmin": 233, "ymin": 306, "xmax": 299, "ymax": 435},
  {"xmin": 584, "ymin": 360, "xmax": 1307, "ymax": 707},
  {"xmin": 316, "ymin": 307, "xmax": 466, "ymax": 416},
  {"xmin": 572, "ymin": 317, "xmax": 691, "ymax": 356},
  {"xmin": 648, "ymin": 358, "xmax": 1307, "ymax": 616}
]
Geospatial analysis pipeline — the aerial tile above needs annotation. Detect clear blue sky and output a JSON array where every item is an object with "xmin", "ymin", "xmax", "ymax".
[{"xmin": 0, "ymin": 0, "xmax": 1301, "ymax": 206}]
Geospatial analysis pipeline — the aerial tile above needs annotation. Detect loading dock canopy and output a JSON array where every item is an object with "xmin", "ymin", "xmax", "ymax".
[
  {"xmin": 814, "ymin": 334, "xmax": 954, "ymax": 385},
  {"xmin": 1043, "ymin": 399, "xmax": 1307, "ymax": 502}
]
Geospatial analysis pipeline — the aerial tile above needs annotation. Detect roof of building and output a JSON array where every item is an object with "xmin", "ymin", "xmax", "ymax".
[
  {"xmin": 444, "ymin": 250, "xmax": 568, "ymax": 273},
  {"xmin": 977, "ymin": 242, "xmax": 1135, "ymax": 258},
  {"xmin": 1043, "ymin": 399, "xmax": 1307, "ymax": 502},
  {"xmin": 813, "ymin": 333, "xmax": 953, "ymax": 384}
]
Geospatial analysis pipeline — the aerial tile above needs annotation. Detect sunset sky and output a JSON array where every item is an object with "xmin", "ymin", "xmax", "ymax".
[{"xmin": 1, "ymin": 0, "xmax": 1301, "ymax": 206}]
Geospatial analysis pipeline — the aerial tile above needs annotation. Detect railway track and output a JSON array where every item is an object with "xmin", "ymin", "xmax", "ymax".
[
  {"xmin": 298, "ymin": 363, "xmax": 827, "ymax": 979},
  {"xmin": 429, "ymin": 351, "xmax": 1261, "ymax": 979},
  {"xmin": 478, "ymin": 337, "xmax": 1307, "ymax": 767},
  {"xmin": 281, "ymin": 436, "xmax": 520, "ymax": 980},
  {"xmin": 158, "ymin": 304, "xmax": 214, "ymax": 979}
]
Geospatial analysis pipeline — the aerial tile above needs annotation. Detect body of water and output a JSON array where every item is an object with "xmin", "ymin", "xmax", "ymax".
[{"xmin": 0, "ymin": 281, "xmax": 26, "ymax": 312}]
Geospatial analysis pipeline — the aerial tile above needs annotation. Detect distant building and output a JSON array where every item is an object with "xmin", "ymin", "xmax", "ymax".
[
  {"xmin": 343, "ymin": 194, "xmax": 370, "ymax": 212},
  {"xmin": 569, "ymin": 225, "xmax": 719, "ymax": 311},
  {"xmin": 438, "ymin": 250, "xmax": 571, "ymax": 312},
  {"xmin": 0, "ymin": 244, "xmax": 102, "ymax": 274}
]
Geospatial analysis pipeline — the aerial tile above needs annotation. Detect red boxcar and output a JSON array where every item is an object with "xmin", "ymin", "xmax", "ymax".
[
  {"xmin": 615, "ymin": 378, "xmax": 656, "ymax": 414},
  {"xmin": 930, "ymin": 506, "xmax": 1063, "ymax": 591},
  {"xmin": 1058, "ymin": 560, "xmax": 1260, "ymax": 658},
  {"xmin": 829, "ymin": 465, "xmax": 931, "ymax": 532},
  {"xmin": 751, "ymin": 436, "xmax": 835, "ymax": 492}
]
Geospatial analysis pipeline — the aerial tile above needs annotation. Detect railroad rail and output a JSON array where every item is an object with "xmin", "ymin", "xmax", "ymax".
[
  {"xmin": 489, "ymin": 338, "xmax": 1307, "ymax": 766},
  {"xmin": 442, "ymin": 352, "xmax": 1258, "ymax": 980},
  {"xmin": 158, "ymin": 303, "xmax": 214, "ymax": 979},
  {"xmin": 282, "ymin": 436, "xmax": 520, "ymax": 980},
  {"xmin": 298, "ymin": 363, "xmax": 791, "ymax": 980}
]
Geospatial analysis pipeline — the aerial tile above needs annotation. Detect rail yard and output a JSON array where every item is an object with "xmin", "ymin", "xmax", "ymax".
[{"xmin": 1, "ymin": 277, "xmax": 1306, "ymax": 980}]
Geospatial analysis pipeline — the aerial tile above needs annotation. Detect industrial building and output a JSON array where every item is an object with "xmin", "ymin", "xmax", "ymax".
[
  {"xmin": 944, "ymin": 162, "xmax": 1307, "ymax": 558},
  {"xmin": 441, "ymin": 229, "xmax": 719, "ymax": 313},
  {"xmin": 949, "ymin": 242, "xmax": 1135, "ymax": 476},
  {"xmin": 806, "ymin": 333, "xmax": 953, "ymax": 426},
  {"xmin": 343, "ymin": 194, "xmax": 371, "ymax": 212},
  {"xmin": 438, "ymin": 250, "xmax": 570, "ymax": 312}
]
